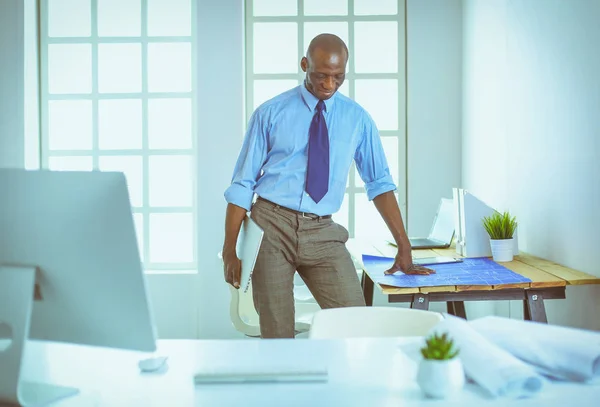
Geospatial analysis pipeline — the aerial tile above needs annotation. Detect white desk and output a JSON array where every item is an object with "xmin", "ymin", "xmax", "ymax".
[{"xmin": 17, "ymin": 338, "xmax": 600, "ymax": 407}]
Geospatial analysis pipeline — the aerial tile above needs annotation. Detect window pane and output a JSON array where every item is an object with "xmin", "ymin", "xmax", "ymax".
[
  {"xmin": 48, "ymin": 0, "xmax": 91, "ymax": 37},
  {"xmin": 253, "ymin": 23, "xmax": 298, "ymax": 74},
  {"xmin": 355, "ymin": 22, "xmax": 397, "ymax": 73},
  {"xmin": 148, "ymin": 43, "xmax": 192, "ymax": 92},
  {"xmin": 148, "ymin": 98, "xmax": 192, "ymax": 149},
  {"xmin": 354, "ymin": 0, "xmax": 397, "ymax": 15},
  {"xmin": 149, "ymin": 156, "xmax": 193, "ymax": 207},
  {"xmin": 304, "ymin": 0, "xmax": 347, "ymax": 16},
  {"xmin": 48, "ymin": 100, "xmax": 92, "ymax": 150},
  {"xmin": 382, "ymin": 137, "xmax": 399, "ymax": 187},
  {"xmin": 332, "ymin": 193, "xmax": 349, "ymax": 230},
  {"xmin": 303, "ymin": 22, "xmax": 349, "ymax": 57},
  {"xmin": 98, "ymin": 0, "xmax": 141, "ymax": 37},
  {"xmin": 355, "ymin": 79, "xmax": 398, "ymax": 130},
  {"xmin": 133, "ymin": 213, "xmax": 144, "ymax": 261},
  {"xmin": 98, "ymin": 44, "xmax": 142, "ymax": 93},
  {"xmin": 48, "ymin": 44, "xmax": 92, "ymax": 94},
  {"xmin": 355, "ymin": 193, "xmax": 394, "ymax": 240},
  {"xmin": 338, "ymin": 81, "xmax": 349, "ymax": 97},
  {"xmin": 99, "ymin": 99, "xmax": 143, "ymax": 150},
  {"xmin": 98, "ymin": 156, "xmax": 144, "ymax": 207},
  {"xmin": 48, "ymin": 156, "xmax": 93, "ymax": 171},
  {"xmin": 149, "ymin": 213, "xmax": 194, "ymax": 263},
  {"xmin": 147, "ymin": 0, "xmax": 191, "ymax": 36},
  {"xmin": 253, "ymin": 80, "xmax": 298, "ymax": 109},
  {"xmin": 253, "ymin": 0, "xmax": 297, "ymax": 16}
]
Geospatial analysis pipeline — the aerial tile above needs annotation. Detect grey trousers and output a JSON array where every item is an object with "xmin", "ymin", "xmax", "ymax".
[{"xmin": 250, "ymin": 198, "xmax": 366, "ymax": 338}]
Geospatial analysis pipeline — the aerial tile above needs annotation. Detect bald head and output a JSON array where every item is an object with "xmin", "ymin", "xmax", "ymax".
[
  {"xmin": 301, "ymin": 34, "xmax": 348, "ymax": 100},
  {"xmin": 306, "ymin": 33, "xmax": 348, "ymax": 63}
]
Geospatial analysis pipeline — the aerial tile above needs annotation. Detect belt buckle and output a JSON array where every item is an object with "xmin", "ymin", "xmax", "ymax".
[{"xmin": 301, "ymin": 212, "xmax": 314, "ymax": 220}]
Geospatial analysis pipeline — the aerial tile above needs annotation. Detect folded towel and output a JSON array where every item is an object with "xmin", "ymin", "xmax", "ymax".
[
  {"xmin": 431, "ymin": 315, "xmax": 545, "ymax": 398},
  {"xmin": 469, "ymin": 316, "xmax": 600, "ymax": 382}
]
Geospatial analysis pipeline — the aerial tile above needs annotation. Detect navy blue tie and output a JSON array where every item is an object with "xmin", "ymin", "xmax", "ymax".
[{"xmin": 306, "ymin": 100, "xmax": 329, "ymax": 203}]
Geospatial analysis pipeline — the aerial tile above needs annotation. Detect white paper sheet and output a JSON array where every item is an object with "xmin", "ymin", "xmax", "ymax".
[{"xmin": 469, "ymin": 316, "xmax": 600, "ymax": 383}]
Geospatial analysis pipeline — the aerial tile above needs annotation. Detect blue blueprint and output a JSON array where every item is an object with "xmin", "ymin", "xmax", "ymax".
[{"xmin": 363, "ymin": 255, "xmax": 532, "ymax": 288}]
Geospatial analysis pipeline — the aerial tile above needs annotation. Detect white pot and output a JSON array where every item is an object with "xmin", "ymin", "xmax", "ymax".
[
  {"xmin": 417, "ymin": 358, "xmax": 465, "ymax": 399},
  {"xmin": 490, "ymin": 238, "xmax": 514, "ymax": 262}
]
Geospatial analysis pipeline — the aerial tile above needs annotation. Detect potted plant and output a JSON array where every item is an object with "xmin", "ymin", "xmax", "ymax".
[
  {"xmin": 482, "ymin": 211, "xmax": 518, "ymax": 262},
  {"xmin": 416, "ymin": 332, "xmax": 465, "ymax": 399}
]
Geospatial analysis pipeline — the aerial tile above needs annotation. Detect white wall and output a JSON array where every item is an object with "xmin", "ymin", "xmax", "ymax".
[
  {"xmin": 0, "ymin": 0, "xmax": 24, "ymax": 168},
  {"xmin": 194, "ymin": 0, "xmax": 246, "ymax": 338},
  {"xmin": 406, "ymin": 0, "xmax": 463, "ymax": 236},
  {"xmin": 463, "ymin": 0, "xmax": 600, "ymax": 330}
]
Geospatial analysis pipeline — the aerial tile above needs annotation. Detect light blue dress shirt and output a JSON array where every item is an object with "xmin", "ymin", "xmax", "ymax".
[{"xmin": 224, "ymin": 84, "xmax": 396, "ymax": 216}]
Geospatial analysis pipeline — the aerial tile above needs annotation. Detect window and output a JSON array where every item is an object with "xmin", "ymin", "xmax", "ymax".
[
  {"xmin": 39, "ymin": 0, "xmax": 197, "ymax": 272},
  {"xmin": 245, "ymin": 0, "xmax": 406, "ymax": 239}
]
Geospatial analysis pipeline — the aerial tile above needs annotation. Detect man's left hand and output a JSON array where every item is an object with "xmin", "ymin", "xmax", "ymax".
[{"xmin": 384, "ymin": 247, "xmax": 436, "ymax": 275}]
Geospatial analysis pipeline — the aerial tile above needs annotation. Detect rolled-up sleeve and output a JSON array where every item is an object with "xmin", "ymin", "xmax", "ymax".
[
  {"xmin": 224, "ymin": 109, "xmax": 268, "ymax": 211},
  {"xmin": 354, "ymin": 113, "xmax": 397, "ymax": 200}
]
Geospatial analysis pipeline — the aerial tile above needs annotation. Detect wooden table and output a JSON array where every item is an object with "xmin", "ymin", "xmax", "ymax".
[{"xmin": 348, "ymin": 239, "xmax": 600, "ymax": 323}]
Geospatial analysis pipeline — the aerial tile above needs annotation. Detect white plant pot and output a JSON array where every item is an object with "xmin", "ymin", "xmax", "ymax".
[
  {"xmin": 490, "ymin": 238, "xmax": 514, "ymax": 262},
  {"xmin": 417, "ymin": 358, "xmax": 465, "ymax": 399}
]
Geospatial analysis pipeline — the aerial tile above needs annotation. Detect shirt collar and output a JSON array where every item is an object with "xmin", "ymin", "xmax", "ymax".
[{"xmin": 299, "ymin": 82, "xmax": 336, "ymax": 113}]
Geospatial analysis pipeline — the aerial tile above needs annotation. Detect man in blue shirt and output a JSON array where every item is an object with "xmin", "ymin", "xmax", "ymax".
[{"xmin": 223, "ymin": 34, "xmax": 434, "ymax": 338}]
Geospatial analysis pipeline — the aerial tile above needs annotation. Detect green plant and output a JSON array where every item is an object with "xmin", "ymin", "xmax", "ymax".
[
  {"xmin": 482, "ymin": 211, "xmax": 517, "ymax": 240},
  {"xmin": 420, "ymin": 332, "xmax": 459, "ymax": 360}
]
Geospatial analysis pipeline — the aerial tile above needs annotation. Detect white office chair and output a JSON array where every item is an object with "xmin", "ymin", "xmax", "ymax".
[
  {"xmin": 224, "ymin": 251, "xmax": 365, "ymax": 338},
  {"xmin": 308, "ymin": 306, "xmax": 444, "ymax": 339},
  {"xmin": 228, "ymin": 281, "xmax": 321, "ymax": 337}
]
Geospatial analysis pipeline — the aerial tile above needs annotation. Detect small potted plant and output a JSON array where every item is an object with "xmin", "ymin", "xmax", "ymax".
[
  {"xmin": 482, "ymin": 211, "xmax": 518, "ymax": 262},
  {"xmin": 417, "ymin": 332, "xmax": 465, "ymax": 399}
]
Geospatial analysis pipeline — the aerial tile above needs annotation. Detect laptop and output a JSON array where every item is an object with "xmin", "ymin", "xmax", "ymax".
[{"xmin": 409, "ymin": 198, "xmax": 455, "ymax": 249}]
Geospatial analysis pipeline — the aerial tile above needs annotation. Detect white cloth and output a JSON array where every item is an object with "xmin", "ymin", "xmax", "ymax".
[
  {"xmin": 469, "ymin": 316, "xmax": 600, "ymax": 383},
  {"xmin": 430, "ymin": 315, "xmax": 545, "ymax": 398}
]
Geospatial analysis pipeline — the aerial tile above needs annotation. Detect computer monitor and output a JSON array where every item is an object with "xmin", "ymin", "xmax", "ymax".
[{"xmin": 0, "ymin": 168, "xmax": 157, "ymax": 406}]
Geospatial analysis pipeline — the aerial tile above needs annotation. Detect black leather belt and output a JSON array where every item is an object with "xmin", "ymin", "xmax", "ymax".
[{"xmin": 256, "ymin": 197, "xmax": 332, "ymax": 220}]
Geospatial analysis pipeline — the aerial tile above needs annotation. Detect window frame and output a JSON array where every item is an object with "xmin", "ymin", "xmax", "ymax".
[
  {"xmin": 244, "ymin": 0, "xmax": 408, "ymax": 237},
  {"xmin": 38, "ymin": 0, "xmax": 199, "ymax": 273}
]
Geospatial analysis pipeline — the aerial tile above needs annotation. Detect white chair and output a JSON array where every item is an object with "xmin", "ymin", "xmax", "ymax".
[
  {"xmin": 228, "ymin": 278, "xmax": 321, "ymax": 338},
  {"xmin": 308, "ymin": 306, "xmax": 444, "ymax": 339},
  {"xmin": 224, "ymin": 251, "xmax": 366, "ymax": 338}
]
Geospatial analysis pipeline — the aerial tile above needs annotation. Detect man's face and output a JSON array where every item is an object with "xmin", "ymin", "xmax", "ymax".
[{"xmin": 301, "ymin": 48, "xmax": 347, "ymax": 100}]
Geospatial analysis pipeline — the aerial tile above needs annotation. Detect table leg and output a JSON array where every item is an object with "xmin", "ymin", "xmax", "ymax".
[
  {"xmin": 361, "ymin": 271, "xmax": 374, "ymax": 307},
  {"xmin": 524, "ymin": 291, "xmax": 548, "ymax": 323},
  {"xmin": 411, "ymin": 294, "xmax": 430, "ymax": 310},
  {"xmin": 446, "ymin": 301, "xmax": 467, "ymax": 319}
]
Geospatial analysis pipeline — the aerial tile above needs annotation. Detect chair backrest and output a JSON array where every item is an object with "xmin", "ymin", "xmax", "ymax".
[
  {"xmin": 308, "ymin": 306, "xmax": 444, "ymax": 339},
  {"xmin": 228, "ymin": 283, "xmax": 262, "ymax": 337}
]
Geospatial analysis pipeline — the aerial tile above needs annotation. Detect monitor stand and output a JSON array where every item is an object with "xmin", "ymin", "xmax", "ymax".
[{"xmin": 0, "ymin": 265, "xmax": 79, "ymax": 406}]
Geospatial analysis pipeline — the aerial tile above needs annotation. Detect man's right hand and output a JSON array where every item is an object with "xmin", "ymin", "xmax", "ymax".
[
  {"xmin": 222, "ymin": 203, "xmax": 250, "ymax": 289},
  {"xmin": 223, "ymin": 248, "xmax": 242, "ymax": 289}
]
